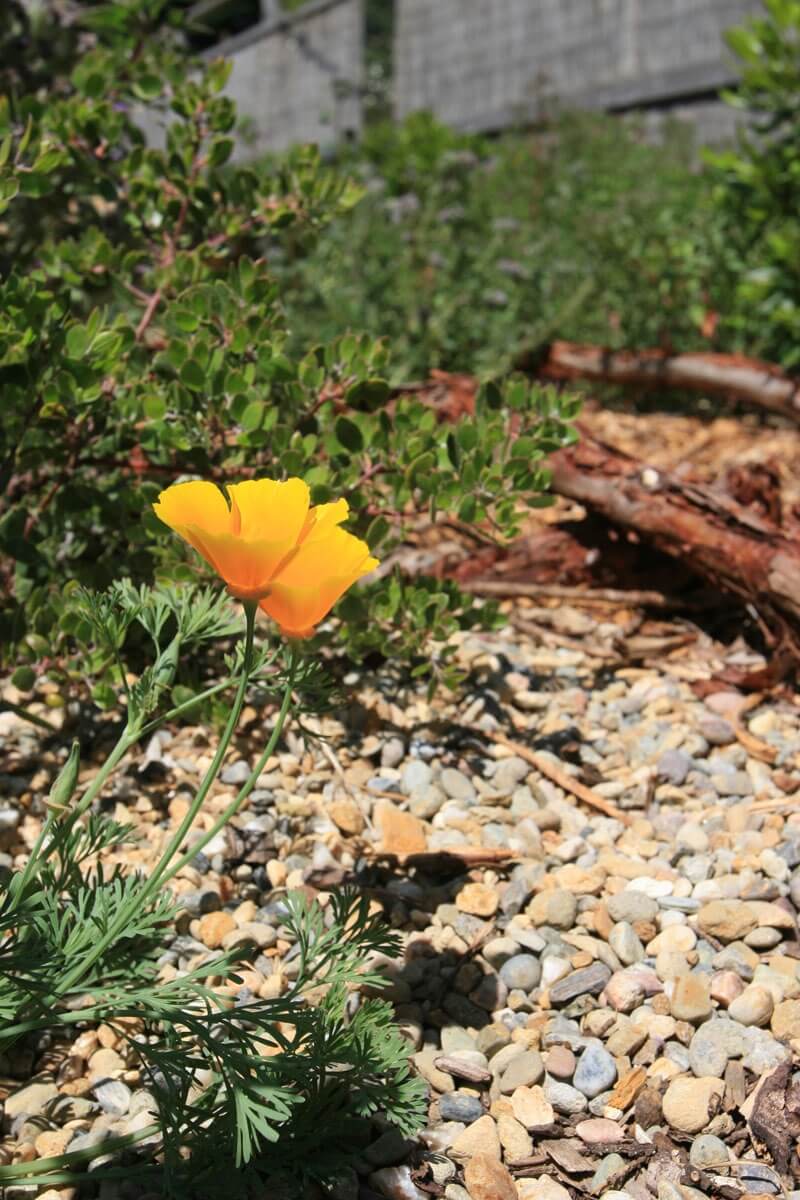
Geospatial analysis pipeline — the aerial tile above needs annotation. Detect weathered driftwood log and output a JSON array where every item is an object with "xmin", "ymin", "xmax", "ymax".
[
  {"xmin": 549, "ymin": 425, "xmax": 800, "ymax": 657},
  {"xmin": 537, "ymin": 341, "xmax": 800, "ymax": 424}
]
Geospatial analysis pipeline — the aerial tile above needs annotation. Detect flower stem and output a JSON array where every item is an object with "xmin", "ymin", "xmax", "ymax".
[
  {"xmin": 52, "ymin": 604, "xmax": 258, "ymax": 1000},
  {"xmin": 159, "ymin": 641, "xmax": 299, "ymax": 887}
]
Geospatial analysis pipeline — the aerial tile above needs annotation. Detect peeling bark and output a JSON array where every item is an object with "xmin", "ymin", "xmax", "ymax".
[
  {"xmin": 537, "ymin": 340, "xmax": 800, "ymax": 423},
  {"xmin": 549, "ymin": 425, "xmax": 800, "ymax": 656}
]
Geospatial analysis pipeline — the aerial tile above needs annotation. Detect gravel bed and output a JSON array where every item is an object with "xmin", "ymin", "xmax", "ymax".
[{"xmin": 3, "ymin": 607, "xmax": 800, "ymax": 1200}]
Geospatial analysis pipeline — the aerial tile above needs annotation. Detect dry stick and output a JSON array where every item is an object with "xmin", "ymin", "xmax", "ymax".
[
  {"xmin": 464, "ymin": 579, "xmax": 694, "ymax": 609},
  {"xmin": 487, "ymin": 730, "xmax": 631, "ymax": 825},
  {"xmin": 537, "ymin": 340, "xmax": 800, "ymax": 423}
]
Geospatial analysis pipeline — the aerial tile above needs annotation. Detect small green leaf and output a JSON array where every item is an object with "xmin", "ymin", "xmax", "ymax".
[
  {"xmin": 65, "ymin": 326, "xmax": 90, "ymax": 359},
  {"xmin": 240, "ymin": 400, "xmax": 265, "ymax": 432},
  {"xmin": 143, "ymin": 395, "xmax": 166, "ymax": 420},
  {"xmin": 180, "ymin": 360, "xmax": 206, "ymax": 392},
  {"xmin": 335, "ymin": 416, "xmax": 364, "ymax": 453}
]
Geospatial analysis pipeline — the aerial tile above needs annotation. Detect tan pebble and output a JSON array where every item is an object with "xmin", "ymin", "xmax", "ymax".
[
  {"xmin": 258, "ymin": 973, "xmax": 286, "ymax": 1000},
  {"xmin": 197, "ymin": 910, "xmax": 236, "ymax": 949},
  {"xmin": 12, "ymin": 1143, "xmax": 37, "ymax": 1163},
  {"xmin": 772, "ymin": 999, "xmax": 800, "ymax": 1040},
  {"xmin": 34, "ymin": 1129, "xmax": 73, "ymax": 1158},
  {"xmin": 464, "ymin": 1151, "xmax": 517, "ymax": 1199},
  {"xmin": 496, "ymin": 1114, "xmax": 533, "ymax": 1164},
  {"xmin": 553, "ymin": 864, "xmax": 607, "ymax": 895},
  {"xmin": 575, "ymin": 1116, "xmax": 622, "ymax": 1145},
  {"xmin": 510, "ymin": 1085, "xmax": 554, "ymax": 1129},
  {"xmin": 456, "ymin": 882, "xmax": 499, "ymax": 918},
  {"xmin": 95, "ymin": 1024, "xmax": 119, "ymax": 1050},
  {"xmin": 697, "ymin": 900, "xmax": 757, "ymax": 942},
  {"xmin": 233, "ymin": 900, "xmax": 257, "ymax": 925},
  {"xmin": 662, "ymin": 1075, "xmax": 724, "ymax": 1133},
  {"xmin": 71, "ymin": 1032, "xmax": 99, "ymax": 1059},
  {"xmin": 648, "ymin": 1056, "xmax": 681, "ymax": 1083},
  {"xmin": 516, "ymin": 1178, "xmax": 571, "ymax": 1200},
  {"xmin": 266, "ymin": 859, "xmax": 287, "ymax": 887},
  {"xmin": 749, "ymin": 900, "xmax": 795, "ymax": 930},
  {"xmin": 286, "ymin": 868, "xmax": 305, "ymax": 888},
  {"xmin": 669, "ymin": 974, "xmax": 712, "ymax": 1023},
  {"xmin": 594, "ymin": 902, "xmax": 613, "ymax": 941},
  {"xmin": 60, "ymin": 1078, "xmax": 94, "ymax": 1097},
  {"xmin": 728, "ymin": 984, "xmax": 774, "ymax": 1028},
  {"xmin": 328, "ymin": 798, "xmax": 364, "ymax": 836},
  {"xmin": 647, "ymin": 926, "xmax": 697, "ymax": 956},
  {"xmin": 88, "ymin": 1047, "xmax": 126, "ymax": 1080},
  {"xmin": 450, "ymin": 1114, "xmax": 501, "ymax": 1159},
  {"xmin": 710, "ymin": 970, "xmax": 744, "ymax": 1007},
  {"xmin": 375, "ymin": 802, "xmax": 427, "ymax": 855}
]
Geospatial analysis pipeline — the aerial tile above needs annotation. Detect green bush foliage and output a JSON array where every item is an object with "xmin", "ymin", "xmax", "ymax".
[
  {"xmin": 277, "ymin": 110, "xmax": 740, "ymax": 382},
  {"xmin": 0, "ymin": 0, "xmax": 577, "ymax": 693},
  {"xmin": 710, "ymin": 0, "xmax": 800, "ymax": 366}
]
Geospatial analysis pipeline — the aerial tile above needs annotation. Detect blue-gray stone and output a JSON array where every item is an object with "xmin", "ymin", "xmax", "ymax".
[
  {"xmin": 499, "ymin": 954, "xmax": 541, "ymax": 992},
  {"xmin": 573, "ymin": 1042, "xmax": 617, "ymax": 1099},
  {"xmin": 438, "ymin": 1091, "xmax": 484, "ymax": 1123}
]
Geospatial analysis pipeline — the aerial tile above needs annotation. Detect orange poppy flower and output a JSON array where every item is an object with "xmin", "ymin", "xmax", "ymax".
[{"xmin": 153, "ymin": 478, "xmax": 377, "ymax": 637}]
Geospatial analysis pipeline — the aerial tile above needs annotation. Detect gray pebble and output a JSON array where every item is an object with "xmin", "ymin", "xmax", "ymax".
[
  {"xmin": 499, "ymin": 954, "xmax": 541, "ymax": 992},
  {"xmin": 439, "ymin": 768, "xmax": 476, "ymax": 802},
  {"xmin": 699, "ymin": 715, "xmax": 736, "ymax": 745},
  {"xmin": 609, "ymin": 921, "xmax": 644, "ymax": 966},
  {"xmin": 573, "ymin": 1042, "xmax": 617, "ymax": 1099},
  {"xmin": 549, "ymin": 962, "xmax": 611, "ymax": 1005},
  {"xmin": 401, "ymin": 760, "xmax": 433, "ymax": 794},
  {"xmin": 657, "ymin": 749, "xmax": 692, "ymax": 786},
  {"xmin": 220, "ymin": 760, "xmax": 251, "ymax": 785},
  {"xmin": 690, "ymin": 1134, "xmax": 730, "ymax": 1170},
  {"xmin": 408, "ymin": 785, "xmax": 446, "ymax": 819},
  {"xmin": 498, "ymin": 1050, "xmax": 544, "ymax": 1093},
  {"xmin": 93, "ymin": 1080, "xmax": 131, "ymax": 1117},
  {"xmin": 381, "ymin": 737, "xmax": 405, "ymax": 768},
  {"xmin": 438, "ymin": 1091, "xmax": 484, "ymax": 1123},
  {"xmin": 544, "ymin": 1078, "xmax": 588, "ymax": 1114},
  {"xmin": 606, "ymin": 891, "xmax": 658, "ymax": 924}
]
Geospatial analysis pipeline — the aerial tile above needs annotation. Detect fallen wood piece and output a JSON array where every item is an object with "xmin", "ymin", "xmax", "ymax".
[
  {"xmin": 464, "ymin": 580, "xmax": 692, "ymax": 609},
  {"xmin": 487, "ymin": 730, "xmax": 631, "ymax": 824},
  {"xmin": 367, "ymin": 845, "xmax": 521, "ymax": 866},
  {"xmin": 537, "ymin": 340, "xmax": 800, "ymax": 423},
  {"xmin": 549, "ymin": 426, "xmax": 800, "ymax": 666}
]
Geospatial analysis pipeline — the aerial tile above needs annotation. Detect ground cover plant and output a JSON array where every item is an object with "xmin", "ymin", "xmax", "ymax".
[{"xmin": 0, "ymin": 482, "xmax": 428, "ymax": 1195}]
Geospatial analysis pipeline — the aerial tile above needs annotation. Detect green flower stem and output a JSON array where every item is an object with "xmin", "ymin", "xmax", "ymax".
[
  {"xmin": 0, "ymin": 1122, "xmax": 161, "ymax": 1183},
  {"xmin": 159, "ymin": 641, "xmax": 299, "ymax": 888},
  {"xmin": 52, "ymin": 604, "xmax": 258, "ymax": 1001}
]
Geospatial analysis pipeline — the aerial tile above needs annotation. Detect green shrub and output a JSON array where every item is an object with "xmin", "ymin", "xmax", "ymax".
[
  {"xmin": 278, "ymin": 110, "xmax": 738, "ymax": 381},
  {"xmin": 0, "ymin": 0, "xmax": 577, "ymax": 694},
  {"xmin": 711, "ymin": 0, "xmax": 800, "ymax": 367}
]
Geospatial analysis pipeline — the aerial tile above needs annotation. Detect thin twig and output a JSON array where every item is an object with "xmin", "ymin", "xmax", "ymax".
[
  {"xmin": 463, "ymin": 579, "xmax": 700, "ymax": 609},
  {"xmin": 135, "ymin": 287, "xmax": 162, "ymax": 342},
  {"xmin": 486, "ymin": 730, "xmax": 631, "ymax": 824}
]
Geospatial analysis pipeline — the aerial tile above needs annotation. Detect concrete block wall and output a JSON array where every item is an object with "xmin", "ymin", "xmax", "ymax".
[
  {"xmin": 215, "ymin": 0, "xmax": 363, "ymax": 157},
  {"xmin": 393, "ymin": 0, "xmax": 761, "ymax": 141}
]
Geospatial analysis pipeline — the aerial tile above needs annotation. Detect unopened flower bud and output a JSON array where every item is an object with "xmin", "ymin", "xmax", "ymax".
[{"xmin": 46, "ymin": 740, "xmax": 80, "ymax": 814}]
